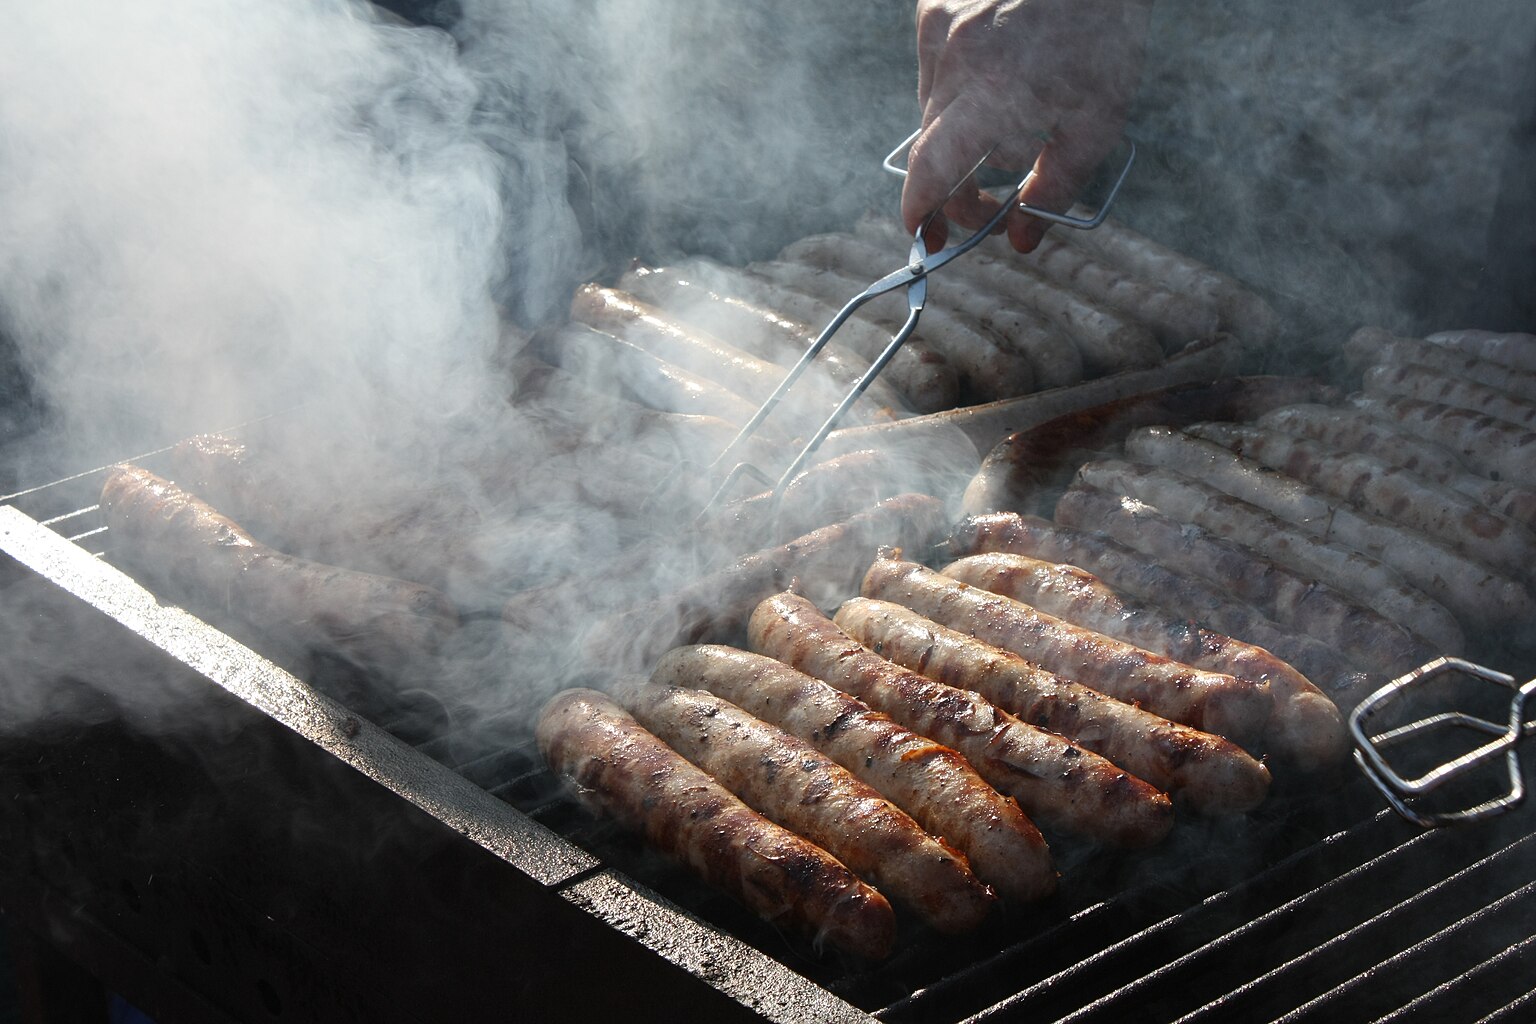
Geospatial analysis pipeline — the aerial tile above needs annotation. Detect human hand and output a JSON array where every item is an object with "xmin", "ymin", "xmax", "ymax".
[{"xmin": 903, "ymin": 0, "xmax": 1152, "ymax": 253}]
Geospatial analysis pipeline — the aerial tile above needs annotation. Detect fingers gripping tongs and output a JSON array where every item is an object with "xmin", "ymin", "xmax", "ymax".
[{"xmin": 689, "ymin": 132, "xmax": 1135, "ymax": 524}]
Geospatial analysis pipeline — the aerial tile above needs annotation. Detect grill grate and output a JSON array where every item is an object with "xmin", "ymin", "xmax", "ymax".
[{"xmin": 5, "ymin": 476, "xmax": 1535, "ymax": 1023}]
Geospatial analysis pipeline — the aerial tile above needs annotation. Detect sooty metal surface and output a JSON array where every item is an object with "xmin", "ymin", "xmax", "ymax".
[{"xmin": 3, "ymin": 466, "xmax": 1535, "ymax": 1023}]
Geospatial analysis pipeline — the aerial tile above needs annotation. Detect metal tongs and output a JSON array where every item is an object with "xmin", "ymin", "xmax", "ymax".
[
  {"xmin": 1350, "ymin": 657, "xmax": 1536, "ymax": 827},
  {"xmin": 688, "ymin": 130, "xmax": 1136, "ymax": 524}
]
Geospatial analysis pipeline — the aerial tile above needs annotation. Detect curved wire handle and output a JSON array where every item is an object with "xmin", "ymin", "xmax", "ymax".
[
  {"xmin": 692, "ymin": 143, "xmax": 1031, "ymax": 523},
  {"xmin": 881, "ymin": 127, "xmax": 1136, "ymax": 230}
]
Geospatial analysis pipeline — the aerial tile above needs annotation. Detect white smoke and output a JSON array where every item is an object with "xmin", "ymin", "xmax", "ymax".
[{"xmin": 0, "ymin": 0, "xmax": 507, "ymax": 465}]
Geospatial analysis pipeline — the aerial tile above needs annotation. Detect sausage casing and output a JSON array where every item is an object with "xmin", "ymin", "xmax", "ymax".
[
  {"xmin": 535, "ymin": 688, "xmax": 895, "ymax": 959},
  {"xmin": 859, "ymin": 556, "xmax": 1273, "ymax": 744},
  {"xmin": 685, "ymin": 620, "xmax": 1056, "ymax": 905},
  {"xmin": 941, "ymin": 551, "xmax": 1344, "ymax": 769},
  {"xmin": 751, "ymin": 596, "xmax": 1173, "ymax": 847},
  {"xmin": 615, "ymin": 678, "xmax": 994, "ymax": 934}
]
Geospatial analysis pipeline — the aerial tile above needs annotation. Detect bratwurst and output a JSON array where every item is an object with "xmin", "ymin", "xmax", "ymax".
[
  {"xmin": 834, "ymin": 596, "xmax": 1271, "ymax": 814},
  {"xmin": 101, "ymin": 464, "xmax": 458, "ymax": 677},
  {"xmin": 858, "ymin": 556, "xmax": 1272, "ymax": 744},
  {"xmin": 940, "ymin": 551, "xmax": 1345, "ymax": 769},
  {"xmin": 614, "ymin": 678, "xmax": 995, "ymax": 934},
  {"xmin": 535, "ymin": 688, "xmax": 896, "ymax": 959},
  {"xmin": 751, "ymin": 594, "xmax": 1173, "ymax": 848},
  {"xmin": 651, "ymin": 641, "xmax": 1056, "ymax": 904}
]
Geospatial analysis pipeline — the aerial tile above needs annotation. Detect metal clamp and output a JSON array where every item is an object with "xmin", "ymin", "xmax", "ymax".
[
  {"xmin": 881, "ymin": 127, "xmax": 1135, "ymax": 230},
  {"xmin": 1350, "ymin": 656, "xmax": 1536, "ymax": 828}
]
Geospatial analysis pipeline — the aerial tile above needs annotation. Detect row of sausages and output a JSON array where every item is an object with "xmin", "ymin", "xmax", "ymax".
[
  {"xmin": 549, "ymin": 212, "xmax": 1276, "ymax": 442},
  {"xmin": 959, "ymin": 328, "xmax": 1536, "ymax": 713},
  {"xmin": 538, "ymin": 543, "xmax": 1345, "ymax": 959}
]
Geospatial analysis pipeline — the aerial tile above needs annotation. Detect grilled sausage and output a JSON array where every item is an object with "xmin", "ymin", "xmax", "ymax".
[
  {"xmin": 1181, "ymin": 420, "xmax": 1536, "ymax": 574},
  {"xmin": 1347, "ymin": 393, "xmax": 1536, "ymax": 485},
  {"xmin": 1425, "ymin": 329, "xmax": 1536, "ymax": 373},
  {"xmin": 838, "ymin": 594, "xmax": 1270, "ymax": 813},
  {"xmin": 616, "ymin": 264, "xmax": 912, "ymax": 415},
  {"xmin": 166, "ymin": 433, "xmax": 486, "ymax": 596},
  {"xmin": 1346, "ymin": 327, "xmax": 1536, "ymax": 404},
  {"xmin": 1072, "ymin": 458, "xmax": 1466, "ymax": 652},
  {"xmin": 671, "ymin": 257, "xmax": 959, "ymax": 414},
  {"xmin": 1058, "ymin": 212, "xmax": 1280, "ymax": 344},
  {"xmin": 1047, "ymin": 490, "xmax": 1440, "ymax": 677},
  {"xmin": 943, "ymin": 511, "xmax": 1374, "ymax": 688},
  {"xmin": 851, "ymin": 214, "xmax": 1163, "ymax": 376},
  {"xmin": 652, "ymin": 642, "xmax": 1055, "ymax": 905},
  {"xmin": 859, "ymin": 556, "xmax": 1272, "ymax": 744},
  {"xmin": 1364, "ymin": 361, "xmax": 1536, "ymax": 432},
  {"xmin": 780, "ymin": 232, "xmax": 1085, "ymax": 388},
  {"xmin": 615, "ymin": 678, "xmax": 995, "ymax": 934},
  {"xmin": 535, "ymin": 688, "xmax": 896, "ymax": 959},
  {"xmin": 753, "ymin": 594, "xmax": 1173, "ymax": 848},
  {"xmin": 1122, "ymin": 426, "xmax": 1536, "ymax": 630},
  {"xmin": 1023, "ymin": 234, "xmax": 1221, "ymax": 350},
  {"xmin": 538, "ymin": 322, "xmax": 764, "ymax": 428},
  {"xmin": 1256, "ymin": 403, "xmax": 1536, "ymax": 530},
  {"xmin": 571, "ymin": 283, "xmax": 892, "ymax": 428},
  {"xmin": 1255, "ymin": 403, "xmax": 1471, "ymax": 482},
  {"xmin": 750, "ymin": 258, "xmax": 1036, "ymax": 403},
  {"xmin": 940, "ymin": 551, "xmax": 1345, "ymax": 768},
  {"xmin": 101, "ymin": 464, "xmax": 459, "ymax": 676}
]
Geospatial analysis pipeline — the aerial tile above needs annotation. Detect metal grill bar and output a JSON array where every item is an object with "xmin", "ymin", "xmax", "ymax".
[
  {"xmin": 1478, "ymin": 984, "xmax": 1536, "ymax": 1024},
  {"xmin": 1273, "ymin": 879, "xmax": 1535, "ymax": 1024},
  {"xmin": 878, "ymin": 810, "xmax": 1408, "ymax": 1024},
  {"xmin": 1165, "ymin": 833, "xmax": 1534, "ymax": 1022},
  {"xmin": 1374, "ymin": 930, "xmax": 1536, "ymax": 1024}
]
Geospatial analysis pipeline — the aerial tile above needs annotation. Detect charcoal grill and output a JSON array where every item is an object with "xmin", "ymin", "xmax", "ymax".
[{"xmin": 3, "ymin": 451, "xmax": 1535, "ymax": 1024}]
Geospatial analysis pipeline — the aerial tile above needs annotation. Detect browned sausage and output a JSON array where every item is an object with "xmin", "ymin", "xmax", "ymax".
[
  {"xmin": 1049, "ymin": 487, "xmax": 1444, "ymax": 675},
  {"xmin": 617, "ymin": 264, "xmax": 913, "ymax": 416},
  {"xmin": 1071, "ymin": 459, "xmax": 1466, "ymax": 652},
  {"xmin": 859, "ymin": 556, "xmax": 1272, "ymax": 744},
  {"xmin": 535, "ymin": 688, "xmax": 896, "ymax": 959},
  {"xmin": 942, "ymin": 511, "xmax": 1379, "ymax": 689},
  {"xmin": 1182, "ymin": 420, "xmax": 1536, "ymax": 574},
  {"xmin": 834, "ymin": 595, "xmax": 1271, "ymax": 813},
  {"xmin": 940, "ymin": 551, "xmax": 1345, "ymax": 769},
  {"xmin": 654, "ymin": 638, "xmax": 1056, "ymax": 905},
  {"xmin": 614, "ymin": 678, "xmax": 994, "ymax": 934},
  {"xmin": 750, "ymin": 595, "xmax": 1174, "ymax": 848},
  {"xmin": 101, "ymin": 464, "xmax": 458, "ymax": 678},
  {"xmin": 1122, "ymin": 426, "xmax": 1536, "ymax": 631}
]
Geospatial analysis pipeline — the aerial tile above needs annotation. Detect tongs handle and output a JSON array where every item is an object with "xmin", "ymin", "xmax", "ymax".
[
  {"xmin": 881, "ymin": 127, "xmax": 1136, "ymax": 230},
  {"xmin": 696, "ymin": 147, "xmax": 1030, "ymax": 523}
]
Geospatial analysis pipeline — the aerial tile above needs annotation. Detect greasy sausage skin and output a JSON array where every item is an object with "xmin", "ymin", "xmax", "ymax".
[
  {"xmin": 658, "ymin": 634, "xmax": 1056, "ymax": 905},
  {"xmin": 753, "ymin": 599, "xmax": 1176, "ymax": 848},
  {"xmin": 834, "ymin": 597, "xmax": 1271, "ymax": 815},
  {"xmin": 858, "ymin": 556, "xmax": 1272, "ymax": 745},
  {"xmin": 101, "ymin": 463, "xmax": 458, "ymax": 677},
  {"xmin": 535, "ymin": 689, "xmax": 896, "ymax": 959},
  {"xmin": 614, "ymin": 678, "xmax": 995, "ymax": 934},
  {"xmin": 940, "ymin": 551, "xmax": 1345, "ymax": 770}
]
